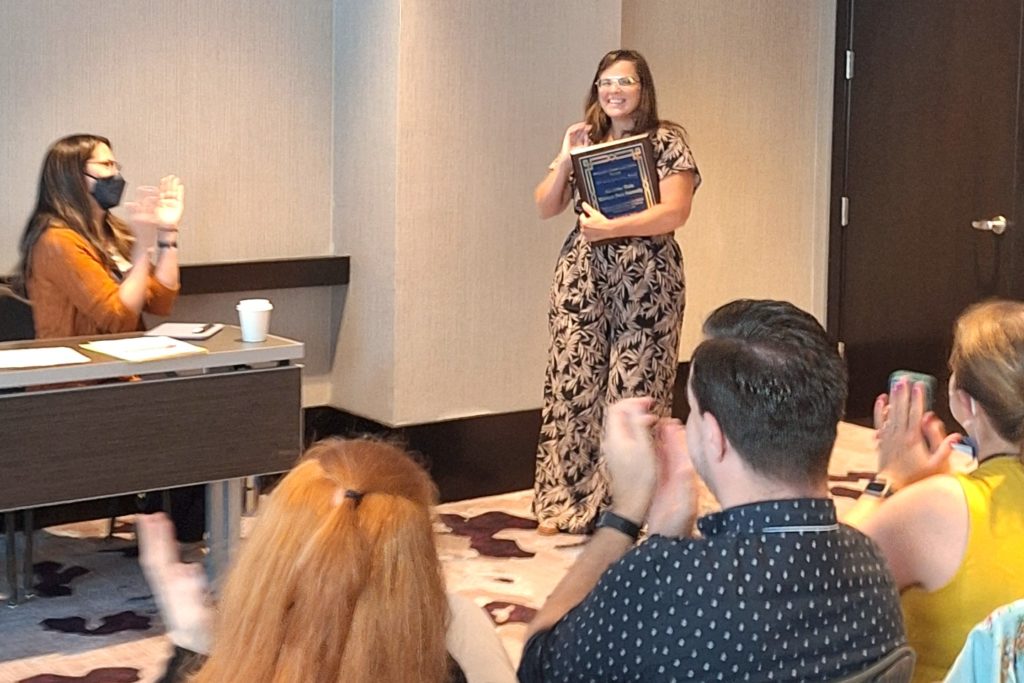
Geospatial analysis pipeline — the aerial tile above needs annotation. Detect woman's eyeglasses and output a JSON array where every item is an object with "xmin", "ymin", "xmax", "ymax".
[
  {"xmin": 595, "ymin": 76, "xmax": 640, "ymax": 89},
  {"xmin": 85, "ymin": 159, "xmax": 122, "ymax": 173}
]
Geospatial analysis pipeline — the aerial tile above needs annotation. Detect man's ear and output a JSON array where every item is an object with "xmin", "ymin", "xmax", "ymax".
[{"xmin": 702, "ymin": 410, "xmax": 727, "ymax": 463}]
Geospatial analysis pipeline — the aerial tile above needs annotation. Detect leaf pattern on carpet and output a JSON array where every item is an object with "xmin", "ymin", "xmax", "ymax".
[
  {"xmin": 33, "ymin": 561, "xmax": 90, "ymax": 598},
  {"xmin": 19, "ymin": 668, "xmax": 141, "ymax": 683},
  {"xmin": 40, "ymin": 611, "xmax": 151, "ymax": 636},
  {"xmin": 439, "ymin": 511, "xmax": 537, "ymax": 558},
  {"xmin": 485, "ymin": 601, "xmax": 537, "ymax": 625}
]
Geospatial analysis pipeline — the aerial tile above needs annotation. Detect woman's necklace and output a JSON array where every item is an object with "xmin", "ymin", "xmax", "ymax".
[{"xmin": 977, "ymin": 452, "xmax": 1022, "ymax": 465}]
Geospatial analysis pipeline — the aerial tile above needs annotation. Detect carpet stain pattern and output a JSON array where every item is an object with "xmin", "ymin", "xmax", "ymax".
[
  {"xmin": 0, "ymin": 423, "xmax": 896, "ymax": 680},
  {"xmin": 20, "ymin": 667, "xmax": 141, "ymax": 683}
]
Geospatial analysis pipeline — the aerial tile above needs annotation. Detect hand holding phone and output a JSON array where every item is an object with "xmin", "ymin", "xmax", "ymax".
[
  {"xmin": 888, "ymin": 370, "xmax": 937, "ymax": 412},
  {"xmin": 875, "ymin": 369, "xmax": 956, "ymax": 488}
]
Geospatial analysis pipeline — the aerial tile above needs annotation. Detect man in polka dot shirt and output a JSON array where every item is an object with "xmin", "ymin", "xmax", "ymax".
[{"xmin": 519, "ymin": 299, "xmax": 908, "ymax": 682}]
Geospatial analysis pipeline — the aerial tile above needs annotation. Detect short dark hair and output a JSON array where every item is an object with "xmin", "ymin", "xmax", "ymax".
[
  {"xmin": 691, "ymin": 300, "xmax": 847, "ymax": 486},
  {"xmin": 703, "ymin": 298, "xmax": 833, "ymax": 350}
]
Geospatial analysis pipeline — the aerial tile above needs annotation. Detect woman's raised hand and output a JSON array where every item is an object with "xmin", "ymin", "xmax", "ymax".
[
  {"xmin": 125, "ymin": 176, "xmax": 184, "ymax": 259},
  {"xmin": 559, "ymin": 122, "xmax": 593, "ymax": 164},
  {"xmin": 874, "ymin": 378, "xmax": 960, "ymax": 488},
  {"xmin": 154, "ymin": 175, "xmax": 184, "ymax": 229}
]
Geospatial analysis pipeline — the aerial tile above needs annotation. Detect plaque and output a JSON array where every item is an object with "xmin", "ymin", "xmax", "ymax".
[{"xmin": 571, "ymin": 133, "xmax": 660, "ymax": 219}]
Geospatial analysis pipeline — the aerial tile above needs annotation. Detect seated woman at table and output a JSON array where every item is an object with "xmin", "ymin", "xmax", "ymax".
[
  {"xmin": 843, "ymin": 299, "xmax": 1024, "ymax": 683},
  {"xmin": 13, "ymin": 133, "xmax": 183, "ymax": 337},
  {"xmin": 13, "ymin": 134, "xmax": 199, "ymax": 539},
  {"xmin": 137, "ymin": 437, "xmax": 517, "ymax": 683}
]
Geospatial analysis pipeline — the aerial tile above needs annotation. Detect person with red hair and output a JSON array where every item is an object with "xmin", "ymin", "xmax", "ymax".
[{"xmin": 139, "ymin": 438, "xmax": 516, "ymax": 683}]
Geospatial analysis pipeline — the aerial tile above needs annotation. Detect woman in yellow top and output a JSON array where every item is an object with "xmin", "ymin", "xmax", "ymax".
[{"xmin": 844, "ymin": 300, "xmax": 1024, "ymax": 683}]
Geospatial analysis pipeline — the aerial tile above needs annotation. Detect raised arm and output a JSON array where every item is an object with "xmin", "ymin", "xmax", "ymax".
[
  {"xmin": 841, "ymin": 379, "xmax": 967, "ymax": 590},
  {"xmin": 127, "ymin": 175, "xmax": 184, "ymax": 291},
  {"xmin": 534, "ymin": 122, "xmax": 591, "ymax": 219},
  {"xmin": 136, "ymin": 513, "xmax": 213, "ymax": 655},
  {"xmin": 526, "ymin": 398, "xmax": 658, "ymax": 637}
]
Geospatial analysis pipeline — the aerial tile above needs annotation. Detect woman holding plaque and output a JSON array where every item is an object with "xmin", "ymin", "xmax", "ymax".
[{"xmin": 532, "ymin": 50, "xmax": 700, "ymax": 535}]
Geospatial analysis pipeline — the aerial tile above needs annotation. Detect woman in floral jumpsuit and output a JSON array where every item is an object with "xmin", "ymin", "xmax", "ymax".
[{"xmin": 533, "ymin": 50, "xmax": 701, "ymax": 534}]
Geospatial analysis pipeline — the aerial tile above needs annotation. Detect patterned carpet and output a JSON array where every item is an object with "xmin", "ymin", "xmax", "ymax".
[{"xmin": 0, "ymin": 423, "xmax": 907, "ymax": 682}]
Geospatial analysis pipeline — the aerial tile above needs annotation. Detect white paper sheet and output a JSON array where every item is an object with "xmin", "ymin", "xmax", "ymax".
[
  {"xmin": 80, "ymin": 336, "xmax": 207, "ymax": 363},
  {"xmin": 0, "ymin": 346, "xmax": 92, "ymax": 369},
  {"xmin": 144, "ymin": 322, "xmax": 225, "ymax": 340}
]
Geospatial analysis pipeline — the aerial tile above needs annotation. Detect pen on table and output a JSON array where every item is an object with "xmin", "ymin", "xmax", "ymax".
[{"xmin": 192, "ymin": 324, "xmax": 213, "ymax": 334}]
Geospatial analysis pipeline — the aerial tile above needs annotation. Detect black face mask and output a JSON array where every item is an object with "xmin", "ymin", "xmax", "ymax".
[{"xmin": 88, "ymin": 174, "xmax": 126, "ymax": 210}]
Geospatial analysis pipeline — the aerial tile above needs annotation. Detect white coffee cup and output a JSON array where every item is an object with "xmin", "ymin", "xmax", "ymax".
[{"xmin": 236, "ymin": 298, "xmax": 273, "ymax": 342}]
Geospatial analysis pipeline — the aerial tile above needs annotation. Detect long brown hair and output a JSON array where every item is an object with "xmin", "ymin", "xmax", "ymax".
[
  {"xmin": 583, "ymin": 49, "xmax": 661, "ymax": 142},
  {"xmin": 14, "ymin": 134, "xmax": 133, "ymax": 293},
  {"xmin": 949, "ymin": 299, "xmax": 1024, "ymax": 445},
  {"xmin": 192, "ymin": 438, "xmax": 450, "ymax": 683}
]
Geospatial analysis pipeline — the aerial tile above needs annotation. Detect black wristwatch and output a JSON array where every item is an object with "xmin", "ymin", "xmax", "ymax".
[
  {"xmin": 863, "ymin": 477, "xmax": 895, "ymax": 498},
  {"xmin": 596, "ymin": 511, "xmax": 643, "ymax": 541}
]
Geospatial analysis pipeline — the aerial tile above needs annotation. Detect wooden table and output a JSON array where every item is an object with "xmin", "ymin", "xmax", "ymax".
[{"xmin": 0, "ymin": 326, "xmax": 304, "ymax": 603}]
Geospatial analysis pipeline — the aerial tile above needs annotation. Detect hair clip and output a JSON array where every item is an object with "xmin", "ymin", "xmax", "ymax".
[{"xmin": 344, "ymin": 489, "xmax": 365, "ymax": 506}]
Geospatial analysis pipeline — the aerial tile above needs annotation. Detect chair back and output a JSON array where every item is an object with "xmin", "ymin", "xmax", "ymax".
[
  {"xmin": 0, "ymin": 284, "xmax": 34, "ymax": 342},
  {"xmin": 832, "ymin": 645, "xmax": 916, "ymax": 683}
]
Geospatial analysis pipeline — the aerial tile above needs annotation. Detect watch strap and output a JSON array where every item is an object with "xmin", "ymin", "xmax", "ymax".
[{"xmin": 596, "ymin": 511, "xmax": 642, "ymax": 540}]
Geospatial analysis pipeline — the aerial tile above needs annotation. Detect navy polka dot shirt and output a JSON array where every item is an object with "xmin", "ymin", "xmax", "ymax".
[{"xmin": 519, "ymin": 498, "xmax": 907, "ymax": 682}]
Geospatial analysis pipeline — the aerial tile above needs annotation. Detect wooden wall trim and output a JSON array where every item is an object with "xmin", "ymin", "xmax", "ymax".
[
  {"xmin": 303, "ymin": 362, "xmax": 691, "ymax": 503},
  {"xmin": 180, "ymin": 256, "xmax": 349, "ymax": 295}
]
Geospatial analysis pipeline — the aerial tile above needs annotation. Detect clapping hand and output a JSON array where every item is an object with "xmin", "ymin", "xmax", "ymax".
[
  {"xmin": 602, "ymin": 398, "xmax": 659, "ymax": 523},
  {"xmin": 136, "ymin": 513, "xmax": 213, "ymax": 654},
  {"xmin": 154, "ymin": 175, "xmax": 184, "ymax": 228},
  {"xmin": 645, "ymin": 418, "xmax": 699, "ymax": 537},
  {"xmin": 126, "ymin": 175, "xmax": 185, "ymax": 231},
  {"xmin": 874, "ymin": 378, "xmax": 960, "ymax": 489}
]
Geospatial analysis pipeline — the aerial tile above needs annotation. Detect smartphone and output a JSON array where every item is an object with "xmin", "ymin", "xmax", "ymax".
[{"xmin": 888, "ymin": 370, "xmax": 937, "ymax": 411}]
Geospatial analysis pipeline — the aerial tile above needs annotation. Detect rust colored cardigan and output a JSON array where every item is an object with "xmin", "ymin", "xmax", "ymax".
[{"xmin": 27, "ymin": 225, "xmax": 179, "ymax": 338}]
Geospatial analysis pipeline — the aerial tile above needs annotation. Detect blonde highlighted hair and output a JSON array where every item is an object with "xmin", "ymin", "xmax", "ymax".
[
  {"xmin": 950, "ymin": 299, "xmax": 1024, "ymax": 445},
  {"xmin": 192, "ymin": 438, "xmax": 450, "ymax": 683}
]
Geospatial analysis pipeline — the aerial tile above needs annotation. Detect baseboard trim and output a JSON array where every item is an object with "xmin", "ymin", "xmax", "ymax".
[{"xmin": 302, "ymin": 362, "xmax": 690, "ymax": 502}]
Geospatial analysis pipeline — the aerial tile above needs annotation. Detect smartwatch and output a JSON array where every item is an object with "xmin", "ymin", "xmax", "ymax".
[
  {"xmin": 863, "ymin": 477, "xmax": 895, "ymax": 498},
  {"xmin": 596, "ymin": 511, "xmax": 642, "ymax": 541}
]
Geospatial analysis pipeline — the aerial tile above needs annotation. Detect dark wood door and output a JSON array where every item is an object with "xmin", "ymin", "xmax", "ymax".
[{"xmin": 829, "ymin": 0, "xmax": 1024, "ymax": 422}]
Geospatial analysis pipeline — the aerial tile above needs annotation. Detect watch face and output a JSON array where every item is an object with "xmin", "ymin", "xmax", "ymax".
[{"xmin": 865, "ymin": 480, "xmax": 890, "ymax": 496}]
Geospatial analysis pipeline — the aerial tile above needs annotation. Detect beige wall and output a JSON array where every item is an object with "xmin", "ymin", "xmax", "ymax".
[
  {"xmin": 1, "ymin": 1, "xmax": 836, "ymax": 426},
  {"xmin": 327, "ymin": 0, "xmax": 621, "ymax": 425},
  {"xmin": 0, "ymin": 0, "xmax": 336, "ymax": 406},
  {"xmin": 388, "ymin": 1, "xmax": 621, "ymax": 423},
  {"xmin": 328, "ymin": 0, "xmax": 401, "ymax": 418},
  {"xmin": 0, "ymin": 0, "xmax": 334, "ymax": 267},
  {"xmin": 623, "ymin": 0, "xmax": 836, "ymax": 352}
]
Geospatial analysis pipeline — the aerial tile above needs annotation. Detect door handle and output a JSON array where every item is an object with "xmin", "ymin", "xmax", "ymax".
[{"xmin": 971, "ymin": 215, "xmax": 1008, "ymax": 235}]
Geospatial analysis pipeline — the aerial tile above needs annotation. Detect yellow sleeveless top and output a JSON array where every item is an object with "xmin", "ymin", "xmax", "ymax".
[{"xmin": 901, "ymin": 456, "xmax": 1024, "ymax": 683}]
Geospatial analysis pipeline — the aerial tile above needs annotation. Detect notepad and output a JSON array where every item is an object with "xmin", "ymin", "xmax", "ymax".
[
  {"xmin": 0, "ymin": 346, "xmax": 91, "ymax": 369},
  {"xmin": 145, "ymin": 322, "xmax": 225, "ymax": 340},
  {"xmin": 80, "ymin": 336, "xmax": 208, "ymax": 363}
]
